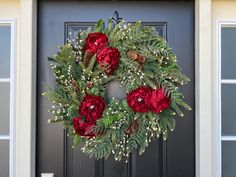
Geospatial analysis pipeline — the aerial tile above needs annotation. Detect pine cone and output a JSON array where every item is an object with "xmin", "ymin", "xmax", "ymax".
[
  {"xmin": 99, "ymin": 61, "xmax": 111, "ymax": 74},
  {"xmin": 125, "ymin": 120, "xmax": 139, "ymax": 135},
  {"xmin": 84, "ymin": 50, "xmax": 93, "ymax": 66},
  {"xmin": 128, "ymin": 51, "xmax": 139, "ymax": 61},
  {"xmin": 137, "ymin": 55, "xmax": 146, "ymax": 64},
  {"xmin": 72, "ymin": 80, "xmax": 80, "ymax": 93},
  {"xmin": 128, "ymin": 51, "xmax": 146, "ymax": 64}
]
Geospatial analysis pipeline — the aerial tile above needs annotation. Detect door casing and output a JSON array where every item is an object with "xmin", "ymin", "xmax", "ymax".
[{"xmin": 39, "ymin": 2, "xmax": 194, "ymax": 175}]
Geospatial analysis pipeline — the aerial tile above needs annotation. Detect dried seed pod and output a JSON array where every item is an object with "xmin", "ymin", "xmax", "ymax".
[
  {"xmin": 125, "ymin": 120, "xmax": 139, "ymax": 135},
  {"xmin": 84, "ymin": 50, "xmax": 93, "ymax": 66},
  {"xmin": 137, "ymin": 55, "xmax": 146, "ymax": 64},
  {"xmin": 128, "ymin": 51, "xmax": 139, "ymax": 61}
]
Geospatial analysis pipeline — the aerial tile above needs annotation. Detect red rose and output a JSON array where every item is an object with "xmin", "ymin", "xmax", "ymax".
[
  {"xmin": 83, "ymin": 32, "xmax": 108, "ymax": 54},
  {"xmin": 79, "ymin": 94, "xmax": 106, "ymax": 122},
  {"xmin": 73, "ymin": 116, "xmax": 95, "ymax": 137},
  {"xmin": 150, "ymin": 89, "xmax": 170, "ymax": 113},
  {"xmin": 127, "ymin": 86, "xmax": 151, "ymax": 113},
  {"xmin": 97, "ymin": 47, "xmax": 120, "ymax": 75}
]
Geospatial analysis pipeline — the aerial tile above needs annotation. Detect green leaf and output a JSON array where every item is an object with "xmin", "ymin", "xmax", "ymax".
[
  {"xmin": 85, "ymin": 54, "xmax": 97, "ymax": 74},
  {"xmin": 167, "ymin": 118, "xmax": 176, "ymax": 131},
  {"xmin": 73, "ymin": 135, "xmax": 82, "ymax": 146},
  {"xmin": 176, "ymin": 100, "xmax": 192, "ymax": 110},
  {"xmin": 68, "ymin": 105, "xmax": 78, "ymax": 118},
  {"xmin": 95, "ymin": 19, "xmax": 104, "ymax": 32},
  {"xmin": 48, "ymin": 57, "xmax": 56, "ymax": 62},
  {"xmin": 171, "ymin": 102, "xmax": 184, "ymax": 117},
  {"xmin": 98, "ymin": 114, "xmax": 120, "ymax": 128}
]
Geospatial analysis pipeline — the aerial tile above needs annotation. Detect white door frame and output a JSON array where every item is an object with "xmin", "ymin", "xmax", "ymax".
[
  {"xmin": 195, "ymin": 0, "xmax": 213, "ymax": 177},
  {"xmin": 16, "ymin": 0, "xmax": 213, "ymax": 177},
  {"xmin": 16, "ymin": 0, "xmax": 37, "ymax": 177}
]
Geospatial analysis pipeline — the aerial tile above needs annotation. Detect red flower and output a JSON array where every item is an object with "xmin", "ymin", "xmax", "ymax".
[
  {"xmin": 127, "ymin": 86, "xmax": 151, "ymax": 113},
  {"xmin": 83, "ymin": 32, "xmax": 108, "ymax": 54},
  {"xmin": 97, "ymin": 47, "xmax": 120, "ymax": 75},
  {"xmin": 73, "ymin": 116, "xmax": 95, "ymax": 137},
  {"xmin": 150, "ymin": 89, "xmax": 170, "ymax": 113},
  {"xmin": 79, "ymin": 94, "xmax": 106, "ymax": 122}
]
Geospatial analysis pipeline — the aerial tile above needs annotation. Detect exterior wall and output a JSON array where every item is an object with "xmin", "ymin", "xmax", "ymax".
[
  {"xmin": 212, "ymin": 1, "xmax": 236, "ymax": 177},
  {"xmin": 0, "ymin": 0, "xmax": 20, "ymax": 17}
]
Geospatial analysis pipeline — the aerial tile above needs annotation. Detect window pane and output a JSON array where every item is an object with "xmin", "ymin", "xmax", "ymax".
[
  {"xmin": 0, "ymin": 140, "xmax": 9, "ymax": 177},
  {"xmin": 0, "ymin": 83, "xmax": 10, "ymax": 135},
  {"xmin": 0, "ymin": 25, "xmax": 11, "ymax": 78},
  {"xmin": 221, "ymin": 84, "xmax": 236, "ymax": 135},
  {"xmin": 222, "ymin": 141, "xmax": 236, "ymax": 177}
]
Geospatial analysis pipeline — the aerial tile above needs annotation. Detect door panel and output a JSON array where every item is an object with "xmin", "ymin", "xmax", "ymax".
[{"xmin": 37, "ymin": 1, "xmax": 194, "ymax": 177}]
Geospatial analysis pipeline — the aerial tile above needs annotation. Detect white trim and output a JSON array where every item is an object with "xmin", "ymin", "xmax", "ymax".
[
  {"xmin": 222, "ymin": 136, "xmax": 236, "ymax": 141},
  {"xmin": 0, "ymin": 19, "xmax": 16, "ymax": 24},
  {"xmin": 0, "ymin": 78, "xmax": 10, "ymax": 83},
  {"xmin": 216, "ymin": 20, "xmax": 236, "ymax": 177},
  {"xmin": 0, "ymin": 19, "xmax": 16, "ymax": 177},
  {"xmin": 216, "ymin": 20, "xmax": 222, "ymax": 177},
  {"xmin": 219, "ymin": 22, "xmax": 236, "ymax": 27},
  {"xmin": 0, "ymin": 135, "xmax": 10, "ymax": 140},
  {"xmin": 16, "ymin": 0, "xmax": 36, "ymax": 177},
  {"xmin": 221, "ymin": 79, "xmax": 236, "ymax": 84},
  {"xmin": 9, "ymin": 19, "xmax": 16, "ymax": 177},
  {"xmin": 195, "ymin": 1, "xmax": 213, "ymax": 177}
]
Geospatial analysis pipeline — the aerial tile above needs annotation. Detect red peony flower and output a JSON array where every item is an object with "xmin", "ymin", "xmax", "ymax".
[
  {"xmin": 127, "ymin": 86, "xmax": 151, "ymax": 113},
  {"xmin": 150, "ymin": 89, "xmax": 170, "ymax": 113},
  {"xmin": 97, "ymin": 47, "xmax": 120, "ymax": 75},
  {"xmin": 83, "ymin": 32, "xmax": 109, "ymax": 54},
  {"xmin": 73, "ymin": 116, "xmax": 95, "ymax": 137},
  {"xmin": 79, "ymin": 94, "xmax": 106, "ymax": 122}
]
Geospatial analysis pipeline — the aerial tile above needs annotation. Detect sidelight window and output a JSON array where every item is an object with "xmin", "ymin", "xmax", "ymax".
[
  {"xmin": 0, "ymin": 19, "xmax": 16, "ymax": 177},
  {"xmin": 218, "ymin": 22, "xmax": 236, "ymax": 177}
]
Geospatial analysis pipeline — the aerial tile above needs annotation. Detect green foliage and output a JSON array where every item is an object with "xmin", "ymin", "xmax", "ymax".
[
  {"xmin": 95, "ymin": 19, "xmax": 104, "ymax": 32},
  {"xmin": 43, "ymin": 85, "xmax": 70, "ymax": 105},
  {"xmin": 97, "ymin": 99, "xmax": 133, "ymax": 128},
  {"xmin": 43, "ymin": 18, "xmax": 191, "ymax": 161}
]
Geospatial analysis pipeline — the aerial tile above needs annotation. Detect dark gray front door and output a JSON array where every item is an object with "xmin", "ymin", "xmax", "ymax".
[{"xmin": 37, "ymin": 1, "xmax": 195, "ymax": 177}]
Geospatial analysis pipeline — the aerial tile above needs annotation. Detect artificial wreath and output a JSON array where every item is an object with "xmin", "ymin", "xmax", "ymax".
[{"xmin": 43, "ymin": 18, "xmax": 191, "ymax": 161}]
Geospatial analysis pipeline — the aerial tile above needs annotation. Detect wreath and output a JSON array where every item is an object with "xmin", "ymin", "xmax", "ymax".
[{"xmin": 43, "ymin": 19, "xmax": 191, "ymax": 161}]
